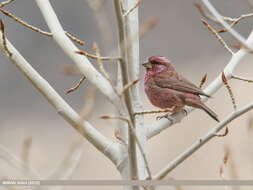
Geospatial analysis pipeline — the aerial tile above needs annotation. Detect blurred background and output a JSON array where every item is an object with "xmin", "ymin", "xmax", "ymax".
[{"xmin": 0, "ymin": 0, "xmax": 253, "ymax": 189}]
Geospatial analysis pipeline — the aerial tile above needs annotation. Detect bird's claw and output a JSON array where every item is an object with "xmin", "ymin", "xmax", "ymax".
[
  {"xmin": 156, "ymin": 113, "xmax": 175, "ymax": 124},
  {"xmin": 183, "ymin": 109, "xmax": 188, "ymax": 116}
]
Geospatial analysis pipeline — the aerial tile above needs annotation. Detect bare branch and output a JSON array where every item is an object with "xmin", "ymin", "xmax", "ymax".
[
  {"xmin": 114, "ymin": 0, "xmax": 139, "ymax": 181},
  {"xmin": 66, "ymin": 76, "xmax": 86, "ymax": 94},
  {"xmin": 222, "ymin": 72, "xmax": 237, "ymax": 110},
  {"xmin": 0, "ymin": 9, "xmax": 85, "ymax": 46},
  {"xmin": 153, "ymin": 102, "xmax": 253, "ymax": 179},
  {"xmin": 202, "ymin": 0, "xmax": 253, "ymax": 51},
  {"xmin": 0, "ymin": 0, "xmax": 14, "ymax": 8},
  {"xmin": 0, "ymin": 30, "xmax": 122, "ymax": 166},
  {"xmin": 199, "ymin": 73, "xmax": 207, "ymax": 88},
  {"xmin": 146, "ymin": 16, "xmax": 253, "ymax": 140},
  {"xmin": 194, "ymin": 2, "xmax": 221, "ymax": 24},
  {"xmin": 76, "ymin": 50, "xmax": 121, "ymax": 61},
  {"xmin": 214, "ymin": 127, "xmax": 229, "ymax": 137},
  {"xmin": 218, "ymin": 13, "xmax": 253, "ymax": 33},
  {"xmin": 123, "ymin": 0, "xmax": 141, "ymax": 17},
  {"xmin": 101, "ymin": 115, "xmax": 152, "ymax": 179},
  {"xmin": 232, "ymin": 75, "xmax": 253, "ymax": 83},
  {"xmin": 134, "ymin": 109, "xmax": 171, "ymax": 116},
  {"xmin": 35, "ymin": 0, "xmax": 121, "ymax": 107},
  {"xmin": 120, "ymin": 79, "xmax": 139, "ymax": 96},
  {"xmin": 93, "ymin": 42, "xmax": 110, "ymax": 79},
  {"xmin": 202, "ymin": 19, "xmax": 234, "ymax": 55}
]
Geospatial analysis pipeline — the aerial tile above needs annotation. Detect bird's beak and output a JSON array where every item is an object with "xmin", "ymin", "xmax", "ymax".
[{"xmin": 142, "ymin": 62, "xmax": 152, "ymax": 69}]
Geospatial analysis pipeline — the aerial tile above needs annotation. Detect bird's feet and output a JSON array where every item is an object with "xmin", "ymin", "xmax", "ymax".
[
  {"xmin": 182, "ymin": 108, "xmax": 188, "ymax": 116},
  {"xmin": 156, "ymin": 113, "xmax": 176, "ymax": 124}
]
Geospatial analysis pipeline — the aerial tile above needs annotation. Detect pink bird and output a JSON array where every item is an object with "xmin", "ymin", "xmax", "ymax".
[{"xmin": 143, "ymin": 56, "xmax": 219, "ymax": 122}]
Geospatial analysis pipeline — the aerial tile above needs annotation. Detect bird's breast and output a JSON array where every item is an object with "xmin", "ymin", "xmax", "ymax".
[{"xmin": 144, "ymin": 78, "xmax": 184, "ymax": 109}]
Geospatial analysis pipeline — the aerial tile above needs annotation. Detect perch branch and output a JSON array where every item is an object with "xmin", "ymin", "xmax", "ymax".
[
  {"xmin": 146, "ymin": 5, "xmax": 253, "ymax": 139},
  {"xmin": 153, "ymin": 102, "xmax": 253, "ymax": 179}
]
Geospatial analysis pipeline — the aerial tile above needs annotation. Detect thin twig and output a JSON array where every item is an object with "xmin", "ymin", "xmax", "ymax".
[
  {"xmin": 195, "ymin": 2, "xmax": 236, "ymax": 24},
  {"xmin": 0, "ymin": 0, "xmax": 14, "ymax": 8},
  {"xmin": 120, "ymin": 79, "xmax": 139, "ymax": 96},
  {"xmin": 199, "ymin": 73, "xmax": 207, "ymax": 88},
  {"xmin": 232, "ymin": 75, "xmax": 253, "ymax": 83},
  {"xmin": 214, "ymin": 127, "xmax": 229, "ymax": 137},
  {"xmin": 65, "ymin": 32, "xmax": 85, "ymax": 46},
  {"xmin": 66, "ymin": 76, "xmax": 86, "ymax": 94},
  {"xmin": 93, "ymin": 42, "xmax": 110, "ymax": 79},
  {"xmin": 202, "ymin": 0, "xmax": 253, "ymax": 51},
  {"xmin": 101, "ymin": 115, "xmax": 152, "ymax": 179},
  {"xmin": 134, "ymin": 109, "xmax": 171, "ymax": 116},
  {"xmin": 76, "ymin": 50, "xmax": 121, "ymax": 61},
  {"xmin": 202, "ymin": 19, "xmax": 234, "ymax": 55},
  {"xmin": 222, "ymin": 72, "xmax": 237, "ymax": 110},
  {"xmin": 92, "ymin": 43, "xmax": 120, "ymax": 96},
  {"xmin": 153, "ymin": 102, "xmax": 253, "ymax": 180},
  {"xmin": 0, "ymin": 8, "xmax": 85, "ymax": 46},
  {"xmin": 114, "ymin": 128, "xmax": 127, "ymax": 145},
  {"xmin": 218, "ymin": 13, "xmax": 253, "ymax": 33},
  {"xmin": 123, "ymin": 0, "xmax": 141, "ymax": 17}
]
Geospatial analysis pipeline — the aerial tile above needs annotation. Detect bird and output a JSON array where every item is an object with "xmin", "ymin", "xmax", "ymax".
[{"xmin": 143, "ymin": 56, "xmax": 219, "ymax": 122}]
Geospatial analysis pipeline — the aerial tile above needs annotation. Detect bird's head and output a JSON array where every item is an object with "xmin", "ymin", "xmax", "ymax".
[{"xmin": 142, "ymin": 56, "xmax": 174, "ymax": 73}]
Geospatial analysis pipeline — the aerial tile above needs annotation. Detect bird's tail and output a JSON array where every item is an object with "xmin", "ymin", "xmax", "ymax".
[
  {"xmin": 200, "ymin": 103, "xmax": 219, "ymax": 122},
  {"xmin": 185, "ymin": 99, "xmax": 219, "ymax": 122}
]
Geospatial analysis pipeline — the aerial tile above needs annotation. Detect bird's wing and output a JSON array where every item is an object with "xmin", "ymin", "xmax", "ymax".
[{"xmin": 153, "ymin": 72, "xmax": 210, "ymax": 97}]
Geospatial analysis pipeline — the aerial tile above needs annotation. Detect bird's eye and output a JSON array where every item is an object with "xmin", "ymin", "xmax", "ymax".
[{"xmin": 151, "ymin": 61, "xmax": 159, "ymax": 65}]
